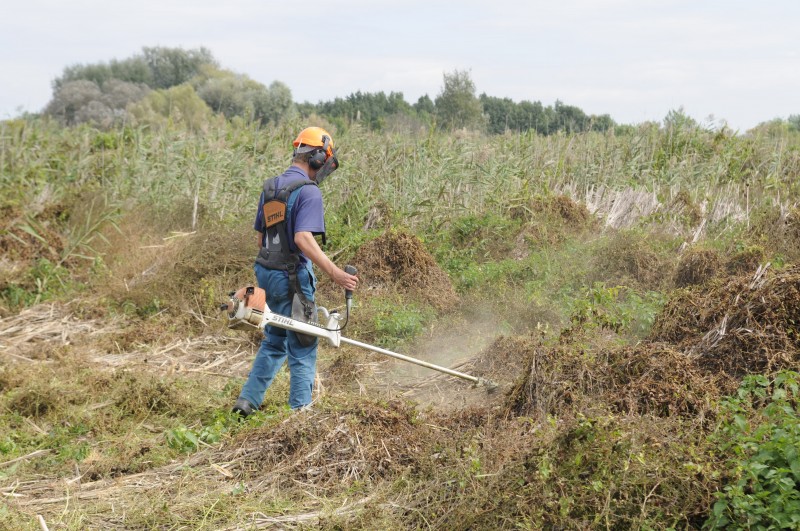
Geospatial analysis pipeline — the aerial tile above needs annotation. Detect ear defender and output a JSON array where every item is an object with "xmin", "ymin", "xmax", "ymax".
[
  {"xmin": 307, "ymin": 134, "xmax": 331, "ymax": 170},
  {"xmin": 308, "ymin": 148, "xmax": 326, "ymax": 169}
]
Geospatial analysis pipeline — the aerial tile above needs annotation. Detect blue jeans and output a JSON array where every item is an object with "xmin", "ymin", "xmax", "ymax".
[{"xmin": 239, "ymin": 262, "xmax": 318, "ymax": 410}]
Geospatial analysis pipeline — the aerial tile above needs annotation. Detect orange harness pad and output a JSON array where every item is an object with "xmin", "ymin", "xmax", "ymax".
[{"xmin": 263, "ymin": 201, "xmax": 286, "ymax": 228}]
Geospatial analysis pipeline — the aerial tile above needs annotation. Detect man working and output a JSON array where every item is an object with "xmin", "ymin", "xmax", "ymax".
[{"xmin": 233, "ymin": 127, "xmax": 358, "ymax": 416}]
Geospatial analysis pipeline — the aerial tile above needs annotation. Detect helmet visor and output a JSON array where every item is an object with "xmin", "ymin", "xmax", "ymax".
[{"xmin": 314, "ymin": 148, "xmax": 340, "ymax": 185}]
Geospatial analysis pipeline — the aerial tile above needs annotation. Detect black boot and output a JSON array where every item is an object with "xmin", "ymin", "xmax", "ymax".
[{"xmin": 232, "ymin": 398, "xmax": 255, "ymax": 418}]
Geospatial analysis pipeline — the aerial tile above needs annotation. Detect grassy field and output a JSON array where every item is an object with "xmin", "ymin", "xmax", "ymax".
[{"xmin": 2, "ymin": 116, "xmax": 800, "ymax": 529}]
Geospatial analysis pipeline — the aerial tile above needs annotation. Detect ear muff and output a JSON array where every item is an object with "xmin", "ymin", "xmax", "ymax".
[
  {"xmin": 308, "ymin": 148, "xmax": 326, "ymax": 169},
  {"xmin": 307, "ymin": 134, "xmax": 331, "ymax": 170}
]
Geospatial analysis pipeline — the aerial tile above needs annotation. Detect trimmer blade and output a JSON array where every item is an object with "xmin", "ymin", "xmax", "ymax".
[{"xmin": 477, "ymin": 378, "xmax": 500, "ymax": 393}]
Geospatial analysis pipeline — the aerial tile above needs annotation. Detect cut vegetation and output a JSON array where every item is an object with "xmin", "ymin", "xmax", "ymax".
[{"xmin": 2, "ymin": 111, "xmax": 800, "ymax": 529}]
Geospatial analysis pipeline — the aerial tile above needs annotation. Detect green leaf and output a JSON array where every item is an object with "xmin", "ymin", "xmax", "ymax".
[
  {"xmin": 18, "ymin": 222, "xmax": 46, "ymax": 243},
  {"xmin": 790, "ymin": 458, "xmax": 800, "ymax": 481},
  {"xmin": 183, "ymin": 430, "xmax": 199, "ymax": 448}
]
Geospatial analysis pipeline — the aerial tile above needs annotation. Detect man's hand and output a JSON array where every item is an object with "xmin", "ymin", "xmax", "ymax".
[
  {"xmin": 331, "ymin": 266, "xmax": 358, "ymax": 291},
  {"xmin": 294, "ymin": 231, "xmax": 359, "ymax": 290}
]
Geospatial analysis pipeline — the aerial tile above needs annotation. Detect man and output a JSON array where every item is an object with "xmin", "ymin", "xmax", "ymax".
[{"xmin": 233, "ymin": 127, "xmax": 358, "ymax": 416}]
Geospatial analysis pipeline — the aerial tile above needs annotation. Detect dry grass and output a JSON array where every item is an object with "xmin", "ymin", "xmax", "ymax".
[
  {"xmin": 350, "ymin": 230, "xmax": 459, "ymax": 311},
  {"xmin": 3, "ymin": 120, "xmax": 800, "ymax": 528},
  {"xmin": 4, "ymin": 260, "xmax": 800, "ymax": 529},
  {"xmin": 589, "ymin": 228, "xmax": 676, "ymax": 289}
]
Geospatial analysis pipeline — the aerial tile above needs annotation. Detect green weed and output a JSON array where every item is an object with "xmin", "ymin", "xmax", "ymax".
[
  {"xmin": 706, "ymin": 372, "xmax": 800, "ymax": 529},
  {"xmin": 0, "ymin": 258, "xmax": 76, "ymax": 310},
  {"xmin": 371, "ymin": 298, "xmax": 435, "ymax": 347}
]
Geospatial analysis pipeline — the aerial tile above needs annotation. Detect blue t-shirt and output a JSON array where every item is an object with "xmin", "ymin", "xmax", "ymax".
[{"xmin": 254, "ymin": 166, "xmax": 325, "ymax": 263}]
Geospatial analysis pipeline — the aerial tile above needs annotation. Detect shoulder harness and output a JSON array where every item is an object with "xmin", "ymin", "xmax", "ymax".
[
  {"xmin": 255, "ymin": 176, "xmax": 318, "ymax": 271},
  {"xmin": 255, "ymin": 176, "xmax": 321, "ymax": 346}
]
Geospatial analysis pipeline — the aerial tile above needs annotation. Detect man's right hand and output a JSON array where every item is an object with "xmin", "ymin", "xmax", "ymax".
[{"xmin": 333, "ymin": 267, "xmax": 359, "ymax": 291}]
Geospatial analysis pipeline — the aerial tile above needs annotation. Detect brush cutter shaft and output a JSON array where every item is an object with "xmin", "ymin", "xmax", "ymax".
[
  {"xmin": 339, "ymin": 337, "xmax": 481, "ymax": 384},
  {"xmin": 224, "ymin": 290, "xmax": 488, "ymax": 386}
]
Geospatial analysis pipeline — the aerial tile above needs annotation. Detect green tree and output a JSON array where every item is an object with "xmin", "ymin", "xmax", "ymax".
[
  {"xmin": 45, "ymin": 79, "xmax": 149, "ymax": 127},
  {"xmin": 195, "ymin": 68, "xmax": 263, "ymax": 119},
  {"xmin": 479, "ymin": 94, "xmax": 554, "ymax": 135},
  {"xmin": 48, "ymin": 46, "xmax": 216, "ymax": 121},
  {"xmin": 518, "ymin": 100, "xmax": 547, "ymax": 134},
  {"xmin": 314, "ymin": 91, "xmax": 413, "ymax": 131},
  {"xmin": 54, "ymin": 56, "xmax": 154, "ymax": 90},
  {"xmin": 554, "ymin": 100, "xmax": 589, "ymax": 133},
  {"xmin": 479, "ymin": 94, "xmax": 517, "ymax": 134},
  {"xmin": 45, "ymin": 80, "xmax": 103, "ymax": 125},
  {"xmin": 590, "ymin": 113, "xmax": 615, "ymax": 132},
  {"xmin": 108, "ymin": 57, "xmax": 153, "ymax": 86},
  {"xmin": 130, "ymin": 84, "xmax": 212, "ymax": 131},
  {"xmin": 142, "ymin": 46, "xmax": 217, "ymax": 89},
  {"xmin": 194, "ymin": 68, "xmax": 294, "ymax": 124},
  {"xmin": 253, "ymin": 81, "xmax": 296, "ymax": 124},
  {"xmin": 414, "ymin": 94, "xmax": 435, "ymax": 116},
  {"xmin": 434, "ymin": 69, "xmax": 484, "ymax": 131},
  {"xmin": 100, "ymin": 79, "xmax": 150, "ymax": 110},
  {"xmin": 54, "ymin": 63, "xmax": 113, "ymax": 91}
]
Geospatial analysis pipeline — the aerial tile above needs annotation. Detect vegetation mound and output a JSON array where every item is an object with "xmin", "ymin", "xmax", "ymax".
[
  {"xmin": 533, "ymin": 194, "xmax": 594, "ymax": 228},
  {"xmin": 589, "ymin": 229, "xmax": 674, "ymax": 289},
  {"xmin": 748, "ymin": 205, "xmax": 800, "ymax": 261},
  {"xmin": 352, "ymin": 230, "xmax": 458, "ymax": 311},
  {"xmin": 505, "ymin": 194, "xmax": 597, "ymax": 251},
  {"xmin": 507, "ymin": 263, "xmax": 800, "ymax": 423},
  {"xmin": 227, "ymin": 399, "xmax": 424, "ymax": 491},
  {"xmin": 115, "ymin": 226, "xmax": 255, "ymax": 331},
  {"xmin": 0, "ymin": 206, "xmax": 65, "ymax": 265},
  {"xmin": 504, "ymin": 335, "xmax": 731, "ymax": 421},
  {"xmin": 674, "ymin": 247, "xmax": 722, "ymax": 287},
  {"xmin": 467, "ymin": 335, "xmax": 536, "ymax": 384},
  {"xmin": 724, "ymin": 245, "xmax": 766, "ymax": 275},
  {"xmin": 602, "ymin": 343, "xmax": 735, "ymax": 418},
  {"xmin": 0, "ymin": 206, "xmax": 66, "ymax": 308},
  {"xmin": 652, "ymin": 264, "xmax": 800, "ymax": 376}
]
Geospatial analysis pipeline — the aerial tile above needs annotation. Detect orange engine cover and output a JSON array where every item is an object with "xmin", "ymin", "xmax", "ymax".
[{"xmin": 232, "ymin": 286, "xmax": 266, "ymax": 312}]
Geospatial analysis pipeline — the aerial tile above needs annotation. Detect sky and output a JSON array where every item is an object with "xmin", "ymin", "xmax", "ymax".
[{"xmin": 1, "ymin": 0, "xmax": 798, "ymax": 131}]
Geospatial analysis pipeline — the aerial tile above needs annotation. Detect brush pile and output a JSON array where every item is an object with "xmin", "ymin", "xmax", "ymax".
[
  {"xmin": 352, "ymin": 230, "xmax": 458, "ymax": 310},
  {"xmin": 654, "ymin": 263, "xmax": 800, "ymax": 375},
  {"xmin": 509, "ymin": 263, "xmax": 800, "ymax": 423}
]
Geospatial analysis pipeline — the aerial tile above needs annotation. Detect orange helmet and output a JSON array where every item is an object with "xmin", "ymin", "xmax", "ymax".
[{"xmin": 293, "ymin": 126, "xmax": 334, "ymax": 159}]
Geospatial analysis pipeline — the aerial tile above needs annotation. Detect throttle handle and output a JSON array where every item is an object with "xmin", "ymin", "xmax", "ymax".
[{"xmin": 344, "ymin": 265, "xmax": 357, "ymax": 300}]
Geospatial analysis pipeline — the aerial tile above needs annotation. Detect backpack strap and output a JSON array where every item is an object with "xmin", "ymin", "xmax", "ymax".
[
  {"xmin": 255, "ymin": 177, "xmax": 320, "ymax": 345},
  {"xmin": 256, "ymin": 177, "xmax": 315, "ymax": 271}
]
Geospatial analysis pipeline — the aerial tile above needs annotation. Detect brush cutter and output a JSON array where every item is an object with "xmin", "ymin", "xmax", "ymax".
[{"xmin": 221, "ymin": 266, "xmax": 497, "ymax": 390}]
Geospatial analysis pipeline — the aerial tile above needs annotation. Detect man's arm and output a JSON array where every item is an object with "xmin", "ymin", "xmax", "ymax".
[
  {"xmin": 294, "ymin": 231, "xmax": 358, "ymax": 290},
  {"xmin": 257, "ymin": 230, "xmax": 263, "ymax": 249}
]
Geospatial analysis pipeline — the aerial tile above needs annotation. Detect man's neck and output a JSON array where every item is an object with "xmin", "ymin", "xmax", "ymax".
[{"xmin": 292, "ymin": 162, "xmax": 317, "ymax": 181}]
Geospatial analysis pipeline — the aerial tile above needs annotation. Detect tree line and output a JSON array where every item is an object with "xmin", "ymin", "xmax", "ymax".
[
  {"xmin": 40, "ymin": 46, "xmax": 798, "ymax": 135},
  {"xmin": 41, "ymin": 46, "xmax": 615, "ymax": 135}
]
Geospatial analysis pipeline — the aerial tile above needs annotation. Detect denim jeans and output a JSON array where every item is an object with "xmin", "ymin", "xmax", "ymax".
[{"xmin": 239, "ymin": 261, "xmax": 318, "ymax": 410}]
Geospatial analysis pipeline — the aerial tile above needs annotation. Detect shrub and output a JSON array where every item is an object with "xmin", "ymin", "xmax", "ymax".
[
  {"xmin": 706, "ymin": 372, "xmax": 800, "ymax": 529},
  {"xmin": 129, "ymin": 84, "xmax": 212, "ymax": 131}
]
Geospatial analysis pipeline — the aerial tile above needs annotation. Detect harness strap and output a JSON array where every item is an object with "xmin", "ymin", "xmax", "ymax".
[
  {"xmin": 255, "ymin": 177, "xmax": 314, "ymax": 271},
  {"xmin": 255, "ymin": 176, "xmax": 318, "ymax": 324}
]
